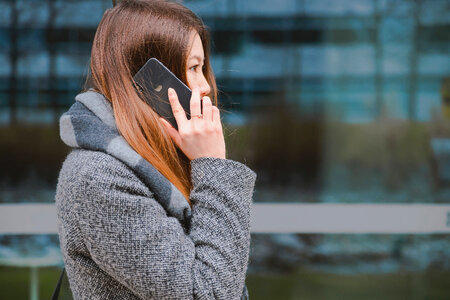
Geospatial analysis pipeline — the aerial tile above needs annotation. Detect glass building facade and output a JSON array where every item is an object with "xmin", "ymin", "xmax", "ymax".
[{"xmin": 1, "ymin": 0, "xmax": 449, "ymax": 299}]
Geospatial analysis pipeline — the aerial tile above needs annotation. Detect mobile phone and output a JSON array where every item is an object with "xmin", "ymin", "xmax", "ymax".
[{"xmin": 133, "ymin": 57, "xmax": 192, "ymax": 130}]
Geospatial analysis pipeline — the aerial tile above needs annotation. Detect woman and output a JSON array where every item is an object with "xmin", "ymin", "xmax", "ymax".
[{"xmin": 55, "ymin": 0, "xmax": 256, "ymax": 299}]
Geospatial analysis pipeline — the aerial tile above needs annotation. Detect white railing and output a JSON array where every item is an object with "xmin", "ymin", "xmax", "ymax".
[{"xmin": 1, "ymin": 203, "xmax": 449, "ymax": 234}]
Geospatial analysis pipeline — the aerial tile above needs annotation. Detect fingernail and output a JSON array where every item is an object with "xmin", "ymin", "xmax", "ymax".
[{"xmin": 168, "ymin": 88, "xmax": 174, "ymax": 96}]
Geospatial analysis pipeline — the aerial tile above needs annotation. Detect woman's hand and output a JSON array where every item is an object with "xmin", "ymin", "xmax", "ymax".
[{"xmin": 159, "ymin": 87, "xmax": 226, "ymax": 160}]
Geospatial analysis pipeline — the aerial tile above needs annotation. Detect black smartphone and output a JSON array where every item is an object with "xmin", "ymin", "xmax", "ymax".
[{"xmin": 133, "ymin": 57, "xmax": 192, "ymax": 130}]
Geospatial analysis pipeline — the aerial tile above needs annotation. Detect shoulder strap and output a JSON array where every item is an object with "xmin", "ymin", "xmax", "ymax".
[{"xmin": 51, "ymin": 268, "xmax": 65, "ymax": 300}]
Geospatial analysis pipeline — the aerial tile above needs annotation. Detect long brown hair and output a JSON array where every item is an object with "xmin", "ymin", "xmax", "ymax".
[{"xmin": 84, "ymin": 0, "xmax": 218, "ymax": 204}]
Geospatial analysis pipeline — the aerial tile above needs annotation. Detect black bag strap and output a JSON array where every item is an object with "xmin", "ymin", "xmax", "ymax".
[{"xmin": 51, "ymin": 268, "xmax": 65, "ymax": 300}]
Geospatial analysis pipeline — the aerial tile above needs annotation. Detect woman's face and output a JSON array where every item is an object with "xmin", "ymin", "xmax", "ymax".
[{"xmin": 186, "ymin": 31, "xmax": 211, "ymax": 97}]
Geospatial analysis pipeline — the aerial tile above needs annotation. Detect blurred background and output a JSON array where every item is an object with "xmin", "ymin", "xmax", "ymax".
[{"xmin": 1, "ymin": 0, "xmax": 450, "ymax": 299}]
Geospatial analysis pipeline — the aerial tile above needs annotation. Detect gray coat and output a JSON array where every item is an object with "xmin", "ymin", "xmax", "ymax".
[{"xmin": 55, "ymin": 91, "xmax": 257, "ymax": 299}]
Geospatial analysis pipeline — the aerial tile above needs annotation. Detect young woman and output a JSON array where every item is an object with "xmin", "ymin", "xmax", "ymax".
[{"xmin": 55, "ymin": 0, "xmax": 256, "ymax": 299}]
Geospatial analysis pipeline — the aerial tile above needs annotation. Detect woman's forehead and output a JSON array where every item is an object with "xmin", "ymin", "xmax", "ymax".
[{"xmin": 187, "ymin": 32, "xmax": 204, "ymax": 61}]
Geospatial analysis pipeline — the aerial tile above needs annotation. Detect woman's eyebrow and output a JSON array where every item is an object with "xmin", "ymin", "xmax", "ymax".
[{"xmin": 188, "ymin": 55, "xmax": 205, "ymax": 62}]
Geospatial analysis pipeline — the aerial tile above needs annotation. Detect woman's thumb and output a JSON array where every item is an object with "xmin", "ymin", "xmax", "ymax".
[{"xmin": 159, "ymin": 118, "xmax": 181, "ymax": 146}]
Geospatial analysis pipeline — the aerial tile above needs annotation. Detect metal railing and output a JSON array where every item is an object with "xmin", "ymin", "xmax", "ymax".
[{"xmin": 1, "ymin": 203, "xmax": 449, "ymax": 235}]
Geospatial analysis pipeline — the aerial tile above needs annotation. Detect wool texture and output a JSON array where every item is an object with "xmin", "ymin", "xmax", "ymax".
[{"xmin": 55, "ymin": 90, "xmax": 257, "ymax": 299}]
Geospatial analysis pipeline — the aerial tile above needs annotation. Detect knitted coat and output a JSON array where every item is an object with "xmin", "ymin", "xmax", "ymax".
[{"xmin": 55, "ymin": 91, "xmax": 257, "ymax": 299}]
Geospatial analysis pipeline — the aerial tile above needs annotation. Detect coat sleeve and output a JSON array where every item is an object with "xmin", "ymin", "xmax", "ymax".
[{"xmin": 75, "ymin": 154, "xmax": 256, "ymax": 300}]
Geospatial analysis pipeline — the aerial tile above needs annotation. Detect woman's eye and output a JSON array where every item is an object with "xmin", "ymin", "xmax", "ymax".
[{"xmin": 189, "ymin": 64, "xmax": 206, "ymax": 72}]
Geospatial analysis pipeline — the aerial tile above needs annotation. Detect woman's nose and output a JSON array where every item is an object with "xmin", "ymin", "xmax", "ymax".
[{"xmin": 199, "ymin": 74, "xmax": 211, "ymax": 97}]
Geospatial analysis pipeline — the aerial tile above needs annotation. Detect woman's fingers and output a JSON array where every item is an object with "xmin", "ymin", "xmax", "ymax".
[
  {"xmin": 202, "ymin": 96, "xmax": 212, "ymax": 122},
  {"xmin": 168, "ymin": 88, "xmax": 187, "ymax": 128},
  {"xmin": 159, "ymin": 117, "xmax": 182, "ymax": 146},
  {"xmin": 212, "ymin": 106, "xmax": 222, "ymax": 130},
  {"xmin": 190, "ymin": 88, "xmax": 201, "ymax": 119},
  {"xmin": 163, "ymin": 88, "xmax": 226, "ymax": 159}
]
